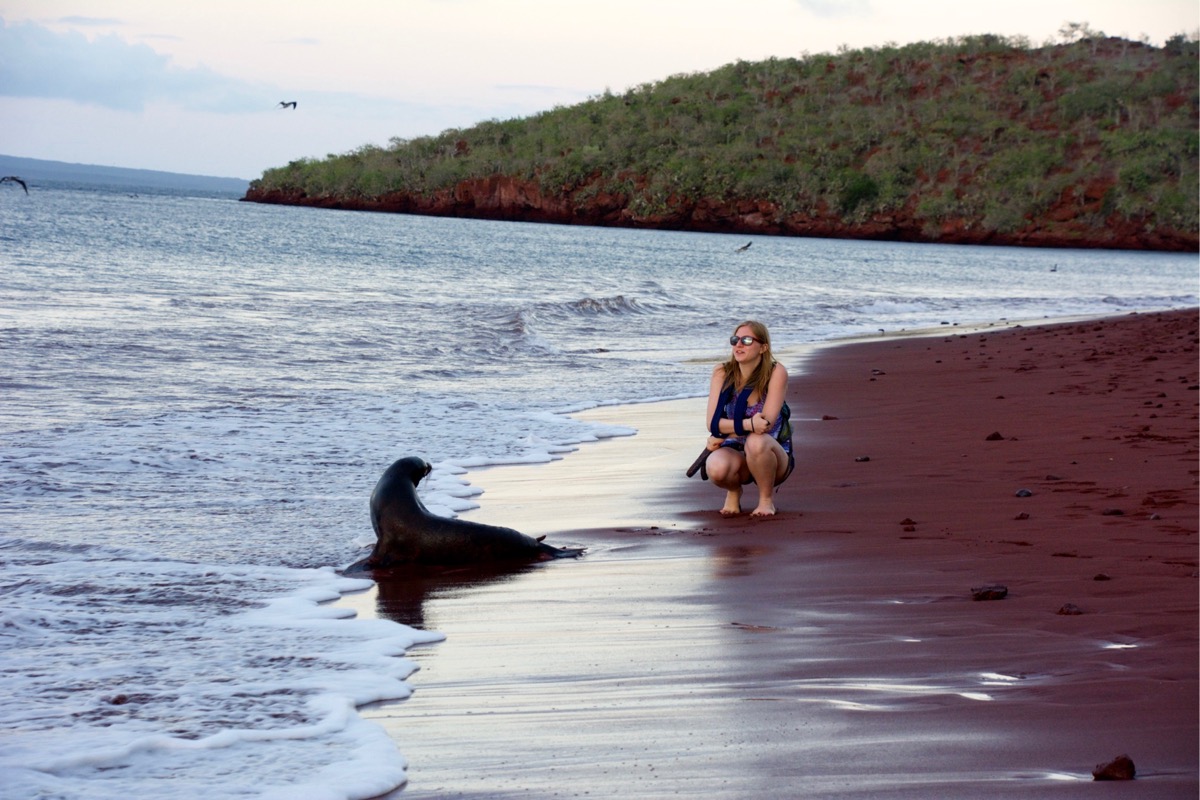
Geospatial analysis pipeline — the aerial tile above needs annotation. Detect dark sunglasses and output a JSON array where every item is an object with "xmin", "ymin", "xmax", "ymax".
[{"xmin": 730, "ymin": 335, "xmax": 762, "ymax": 346}]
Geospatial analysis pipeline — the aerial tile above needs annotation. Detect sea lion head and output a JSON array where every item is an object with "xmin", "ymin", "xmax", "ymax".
[
  {"xmin": 368, "ymin": 456, "xmax": 434, "ymax": 548},
  {"xmin": 392, "ymin": 455, "xmax": 433, "ymax": 487},
  {"xmin": 370, "ymin": 456, "xmax": 433, "ymax": 515}
]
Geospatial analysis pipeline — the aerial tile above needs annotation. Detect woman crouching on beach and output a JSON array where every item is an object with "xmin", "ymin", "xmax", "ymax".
[{"xmin": 703, "ymin": 320, "xmax": 793, "ymax": 517}]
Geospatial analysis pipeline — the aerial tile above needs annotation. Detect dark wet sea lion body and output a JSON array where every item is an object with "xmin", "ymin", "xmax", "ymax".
[{"xmin": 350, "ymin": 456, "xmax": 583, "ymax": 571}]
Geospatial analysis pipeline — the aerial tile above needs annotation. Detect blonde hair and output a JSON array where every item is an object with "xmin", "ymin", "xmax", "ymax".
[{"xmin": 720, "ymin": 320, "xmax": 776, "ymax": 400}]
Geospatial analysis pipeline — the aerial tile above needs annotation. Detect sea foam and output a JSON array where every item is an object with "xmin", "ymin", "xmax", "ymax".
[{"xmin": 0, "ymin": 540, "xmax": 442, "ymax": 800}]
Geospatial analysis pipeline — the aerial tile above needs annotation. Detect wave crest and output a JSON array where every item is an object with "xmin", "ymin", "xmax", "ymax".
[{"xmin": 565, "ymin": 295, "xmax": 646, "ymax": 315}]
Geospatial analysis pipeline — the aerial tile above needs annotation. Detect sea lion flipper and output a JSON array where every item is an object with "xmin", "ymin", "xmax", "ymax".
[{"xmin": 539, "ymin": 542, "xmax": 586, "ymax": 560}]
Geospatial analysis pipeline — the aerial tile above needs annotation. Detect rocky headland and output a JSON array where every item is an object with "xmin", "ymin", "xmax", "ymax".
[{"xmin": 245, "ymin": 34, "xmax": 1199, "ymax": 252}]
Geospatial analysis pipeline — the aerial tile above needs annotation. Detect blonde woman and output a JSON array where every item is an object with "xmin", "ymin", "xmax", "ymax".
[{"xmin": 701, "ymin": 320, "xmax": 793, "ymax": 517}]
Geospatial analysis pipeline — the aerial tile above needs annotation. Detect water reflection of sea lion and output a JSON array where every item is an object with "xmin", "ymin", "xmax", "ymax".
[{"xmin": 347, "ymin": 456, "xmax": 584, "ymax": 571}]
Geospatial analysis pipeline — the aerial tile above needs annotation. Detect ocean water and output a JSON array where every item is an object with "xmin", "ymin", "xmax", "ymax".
[{"xmin": 1, "ymin": 185, "xmax": 1195, "ymax": 799}]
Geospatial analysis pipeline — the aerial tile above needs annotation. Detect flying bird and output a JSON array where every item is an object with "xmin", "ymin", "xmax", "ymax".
[
  {"xmin": 735, "ymin": 241, "xmax": 752, "ymax": 252},
  {"xmin": 1, "ymin": 176, "xmax": 28, "ymax": 194},
  {"xmin": 277, "ymin": 101, "xmax": 297, "ymax": 109}
]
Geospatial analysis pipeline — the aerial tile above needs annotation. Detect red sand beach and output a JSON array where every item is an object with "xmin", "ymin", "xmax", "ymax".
[{"xmin": 347, "ymin": 308, "xmax": 1198, "ymax": 799}]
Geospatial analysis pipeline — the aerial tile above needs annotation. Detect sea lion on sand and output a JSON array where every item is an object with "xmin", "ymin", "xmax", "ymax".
[{"xmin": 347, "ymin": 456, "xmax": 584, "ymax": 571}]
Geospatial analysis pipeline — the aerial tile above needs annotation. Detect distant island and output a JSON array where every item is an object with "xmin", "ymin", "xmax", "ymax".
[
  {"xmin": 245, "ymin": 33, "xmax": 1199, "ymax": 251},
  {"xmin": 0, "ymin": 155, "xmax": 249, "ymax": 198}
]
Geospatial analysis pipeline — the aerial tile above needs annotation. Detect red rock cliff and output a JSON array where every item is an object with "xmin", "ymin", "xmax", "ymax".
[{"xmin": 243, "ymin": 175, "xmax": 1196, "ymax": 252}]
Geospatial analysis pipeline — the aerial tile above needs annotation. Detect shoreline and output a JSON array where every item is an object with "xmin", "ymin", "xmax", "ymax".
[
  {"xmin": 450, "ymin": 309, "xmax": 1184, "ymax": 535},
  {"xmin": 343, "ymin": 308, "xmax": 1198, "ymax": 798}
]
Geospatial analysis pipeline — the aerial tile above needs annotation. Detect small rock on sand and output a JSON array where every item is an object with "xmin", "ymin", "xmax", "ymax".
[
  {"xmin": 1092, "ymin": 754, "xmax": 1136, "ymax": 781},
  {"xmin": 971, "ymin": 584, "xmax": 1008, "ymax": 601}
]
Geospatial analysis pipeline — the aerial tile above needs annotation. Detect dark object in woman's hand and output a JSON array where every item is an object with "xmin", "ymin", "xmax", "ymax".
[{"xmin": 685, "ymin": 448, "xmax": 711, "ymax": 478}]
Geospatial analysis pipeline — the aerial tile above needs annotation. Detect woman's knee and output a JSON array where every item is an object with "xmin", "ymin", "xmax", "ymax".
[
  {"xmin": 707, "ymin": 462, "xmax": 737, "ymax": 484},
  {"xmin": 744, "ymin": 433, "xmax": 778, "ymax": 459},
  {"xmin": 706, "ymin": 451, "xmax": 742, "ymax": 483}
]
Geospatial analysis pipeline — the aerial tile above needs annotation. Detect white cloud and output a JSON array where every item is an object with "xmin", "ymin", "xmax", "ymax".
[
  {"xmin": 0, "ymin": 18, "xmax": 270, "ymax": 112},
  {"xmin": 793, "ymin": 0, "xmax": 872, "ymax": 19},
  {"xmin": 0, "ymin": 17, "xmax": 461, "ymax": 119},
  {"xmin": 57, "ymin": 15, "xmax": 124, "ymax": 26}
]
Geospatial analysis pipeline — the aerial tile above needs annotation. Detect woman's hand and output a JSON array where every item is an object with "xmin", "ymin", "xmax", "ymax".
[
  {"xmin": 706, "ymin": 435, "xmax": 725, "ymax": 451},
  {"xmin": 747, "ymin": 413, "xmax": 772, "ymax": 434}
]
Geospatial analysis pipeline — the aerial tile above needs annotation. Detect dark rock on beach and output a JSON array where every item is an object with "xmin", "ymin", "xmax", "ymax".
[
  {"xmin": 971, "ymin": 584, "xmax": 1008, "ymax": 601},
  {"xmin": 1092, "ymin": 754, "xmax": 1136, "ymax": 781}
]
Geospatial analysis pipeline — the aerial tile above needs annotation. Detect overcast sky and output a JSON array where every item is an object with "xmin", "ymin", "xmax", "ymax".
[{"xmin": 1, "ymin": 0, "xmax": 1195, "ymax": 179}]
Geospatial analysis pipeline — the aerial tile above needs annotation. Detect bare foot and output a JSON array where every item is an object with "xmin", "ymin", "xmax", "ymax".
[
  {"xmin": 720, "ymin": 489, "xmax": 742, "ymax": 517},
  {"xmin": 749, "ymin": 501, "xmax": 777, "ymax": 518}
]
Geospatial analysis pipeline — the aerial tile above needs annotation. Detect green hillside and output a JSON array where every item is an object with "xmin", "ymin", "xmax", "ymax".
[{"xmin": 246, "ymin": 33, "xmax": 1199, "ymax": 250}]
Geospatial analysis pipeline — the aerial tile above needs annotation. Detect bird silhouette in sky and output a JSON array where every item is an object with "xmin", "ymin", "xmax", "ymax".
[
  {"xmin": 1, "ymin": 176, "xmax": 28, "ymax": 194},
  {"xmin": 277, "ymin": 101, "xmax": 297, "ymax": 109}
]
